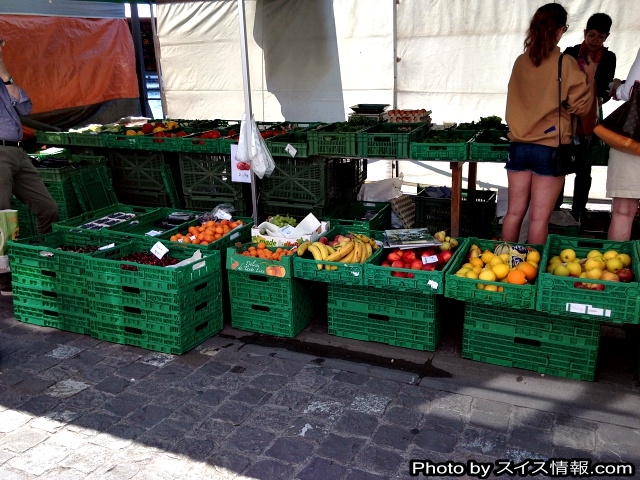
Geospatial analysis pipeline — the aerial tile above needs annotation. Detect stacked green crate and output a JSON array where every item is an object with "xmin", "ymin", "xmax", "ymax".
[
  {"xmin": 10, "ymin": 197, "xmax": 37, "ymax": 239},
  {"xmin": 85, "ymin": 240, "xmax": 223, "ymax": 354},
  {"xmin": 324, "ymin": 201, "xmax": 391, "ymax": 235},
  {"xmin": 226, "ymin": 244, "xmax": 314, "ymax": 337},
  {"xmin": 463, "ymin": 303, "xmax": 600, "ymax": 381},
  {"xmin": 7, "ymin": 230, "xmax": 123, "ymax": 334}
]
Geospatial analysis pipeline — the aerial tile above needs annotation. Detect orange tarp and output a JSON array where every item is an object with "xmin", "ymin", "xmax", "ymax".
[{"xmin": 0, "ymin": 15, "xmax": 139, "ymax": 114}]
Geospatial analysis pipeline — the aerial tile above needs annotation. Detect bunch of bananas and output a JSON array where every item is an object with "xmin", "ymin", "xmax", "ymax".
[{"xmin": 297, "ymin": 233, "xmax": 379, "ymax": 270}]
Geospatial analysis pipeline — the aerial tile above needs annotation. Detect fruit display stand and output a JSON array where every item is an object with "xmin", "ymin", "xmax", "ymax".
[
  {"xmin": 535, "ymin": 235, "xmax": 640, "ymax": 324},
  {"xmin": 444, "ymin": 238, "xmax": 542, "ymax": 310},
  {"xmin": 85, "ymin": 240, "xmax": 223, "ymax": 354},
  {"xmin": 463, "ymin": 303, "xmax": 600, "ymax": 381},
  {"xmin": 293, "ymin": 227, "xmax": 383, "ymax": 286},
  {"xmin": 324, "ymin": 201, "xmax": 391, "ymax": 235},
  {"xmin": 356, "ymin": 122, "xmax": 429, "ymax": 159},
  {"xmin": 226, "ymin": 244, "xmax": 314, "ymax": 337},
  {"xmin": 7, "ymin": 230, "xmax": 126, "ymax": 334},
  {"xmin": 327, "ymin": 283, "xmax": 441, "ymax": 351}
]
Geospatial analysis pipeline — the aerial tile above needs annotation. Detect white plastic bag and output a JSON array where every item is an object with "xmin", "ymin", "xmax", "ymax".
[{"xmin": 236, "ymin": 113, "xmax": 275, "ymax": 179}]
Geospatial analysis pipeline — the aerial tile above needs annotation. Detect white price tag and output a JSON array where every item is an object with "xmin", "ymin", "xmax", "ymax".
[
  {"xmin": 422, "ymin": 255, "xmax": 439, "ymax": 264},
  {"xmin": 586, "ymin": 306, "xmax": 605, "ymax": 316},
  {"xmin": 150, "ymin": 241, "xmax": 169, "ymax": 259},
  {"xmin": 280, "ymin": 225, "xmax": 295, "ymax": 236},
  {"xmin": 230, "ymin": 232, "xmax": 240, "ymax": 240},
  {"xmin": 145, "ymin": 230, "xmax": 164, "ymax": 237},
  {"xmin": 98, "ymin": 243, "xmax": 115, "ymax": 251},
  {"xmin": 285, "ymin": 144, "xmax": 297, "ymax": 157},
  {"xmin": 566, "ymin": 303, "xmax": 587, "ymax": 314},
  {"xmin": 427, "ymin": 280, "xmax": 439, "ymax": 290}
]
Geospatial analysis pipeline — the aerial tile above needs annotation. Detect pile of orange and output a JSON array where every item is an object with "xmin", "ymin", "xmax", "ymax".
[
  {"xmin": 169, "ymin": 219, "xmax": 244, "ymax": 246},
  {"xmin": 240, "ymin": 242, "xmax": 294, "ymax": 261}
]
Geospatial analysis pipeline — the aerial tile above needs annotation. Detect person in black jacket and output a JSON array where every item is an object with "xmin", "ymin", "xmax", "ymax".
[{"xmin": 554, "ymin": 13, "xmax": 616, "ymax": 221}]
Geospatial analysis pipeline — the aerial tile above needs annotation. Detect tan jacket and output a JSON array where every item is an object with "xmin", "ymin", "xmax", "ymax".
[{"xmin": 506, "ymin": 47, "xmax": 595, "ymax": 147}]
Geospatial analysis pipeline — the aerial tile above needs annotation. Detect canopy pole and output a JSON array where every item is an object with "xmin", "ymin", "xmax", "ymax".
[
  {"xmin": 237, "ymin": 0, "xmax": 258, "ymax": 225},
  {"xmin": 130, "ymin": 4, "xmax": 152, "ymax": 118}
]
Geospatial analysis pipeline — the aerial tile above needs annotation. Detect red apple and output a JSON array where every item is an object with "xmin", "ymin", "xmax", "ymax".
[
  {"xmin": 391, "ymin": 271, "xmax": 406, "ymax": 278},
  {"xmin": 438, "ymin": 250, "xmax": 453, "ymax": 264},
  {"xmin": 590, "ymin": 283, "xmax": 606, "ymax": 291},
  {"xmin": 319, "ymin": 237, "xmax": 329, "ymax": 245},
  {"xmin": 616, "ymin": 268, "xmax": 633, "ymax": 283},
  {"xmin": 410, "ymin": 259, "xmax": 424, "ymax": 270},
  {"xmin": 381, "ymin": 261, "xmax": 391, "ymax": 267},
  {"xmin": 406, "ymin": 273, "xmax": 415, "ymax": 279},
  {"xmin": 403, "ymin": 250, "xmax": 417, "ymax": 264},
  {"xmin": 422, "ymin": 263, "xmax": 437, "ymax": 271},
  {"xmin": 388, "ymin": 252, "xmax": 402, "ymax": 262},
  {"xmin": 391, "ymin": 260, "xmax": 405, "ymax": 269}
]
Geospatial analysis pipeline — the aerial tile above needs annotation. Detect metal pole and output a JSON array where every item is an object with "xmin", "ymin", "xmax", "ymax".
[
  {"xmin": 130, "ymin": 4, "xmax": 152, "ymax": 118},
  {"xmin": 237, "ymin": 0, "xmax": 258, "ymax": 225}
]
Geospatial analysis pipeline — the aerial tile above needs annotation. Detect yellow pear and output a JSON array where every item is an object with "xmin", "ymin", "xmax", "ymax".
[
  {"xmin": 479, "ymin": 270, "xmax": 497, "ymax": 282},
  {"xmin": 465, "ymin": 270, "xmax": 479, "ymax": 279},
  {"xmin": 484, "ymin": 284, "xmax": 499, "ymax": 292},
  {"xmin": 526, "ymin": 250, "xmax": 541, "ymax": 264},
  {"xmin": 489, "ymin": 256, "xmax": 505, "ymax": 268},
  {"xmin": 587, "ymin": 250, "xmax": 603, "ymax": 258},
  {"xmin": 603, "ymin": 250, "xmax": 619, "ymax": 260},
  {"xmin": 566, "ymin": 261, "xmax": 582, "ymax": 277},
  {"xmin": 560, "ymin": 249, "xmax": 576, "ymax": 263},
  {"xmin": 584, "ymin": 257, "xmax": 603, "ymax": 272},
  {"xmin": 552, "ymin": 264, "xmax": 570, "ymax": 277},
  {"xmin": 586, "ymin": 268, "xmax": 602, "ymax": 280},
  {"xmin": 617, "ymin": 253, "xmax": 631, "ymax": 268}
]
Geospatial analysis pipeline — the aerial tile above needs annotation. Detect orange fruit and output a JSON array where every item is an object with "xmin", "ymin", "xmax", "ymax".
[
  {"xmin": 257, "ymin": 242, "xmax": 266, "ymax": 250},
  {"xmin": 506, "ymin": 269, "xmax": 527, "ymax": 285},
  {"xmin": 516, "ymin": 261, "xmax": 538, "ymax": 281}
]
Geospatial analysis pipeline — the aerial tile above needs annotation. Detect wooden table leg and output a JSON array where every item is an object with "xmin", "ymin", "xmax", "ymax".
[
  {"xmin": 468, "ymin": 162, "xmax": 477, "ymax": 191},
  {"xmin": 450, "ymin": 161, "xmax": 464, "ymax": 238}
]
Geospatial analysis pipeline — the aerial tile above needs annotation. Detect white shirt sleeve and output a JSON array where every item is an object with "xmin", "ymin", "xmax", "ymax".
[{"xmin": 615, "ymin": 47, "xmax": 640, "ymax": 102}]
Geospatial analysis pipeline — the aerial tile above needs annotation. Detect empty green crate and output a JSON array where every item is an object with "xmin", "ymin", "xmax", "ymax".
[
  {"xmin": 178, "ymin": 153, "xmax": 243, "ymax": 197},
  {"xmin": 12, "ymin": 285, "xmax": 90, "ymax": 326},
  {"xmin": 444, "ymin": 237, "xmax": 542, "ymax": 310},
  {"xmin": 68, "ymin": 132, "xmax": 105, "ymax": 148},
  {"xmin": 13, "ymin": 303, "xmax": 90, "ymax": 335},
  {"xmin": 409, "ymin": 130, "xmax": 475, "ymax": 160},
  {"xmin": 10, "ymin": 198, "xmax": 37, "ymax": 238},
  {"xmin": 462, "ymin": 308, "xmax": 599, "ymax": 381},
  {"xmin": 357, "ymin": 122, "xmax": 428, "ymax": 158},
  {"xmin": 35, "ymin": 131, "xmax": 70, "ymax": 146},
  {"xmin": 43, "ymin": 180, "xmax": 83, "ymax": 219},
  {"xmin": 108, "ymin": 150, "xmax": 166, "ymax": 191},
  {"xmin": 468, "ymin": 130, "xmax": 510, "ymax": 162},
  {"xmin": 327, "ymin": 284, "xmax": 441, "ymax": 351},
  {"xmin": 324, "ymin": 201, "xmax": 391, "ymax": 234},
  {"xmin": 536, "ymin": 235, "xmax": 640, "ymax": 324},
  {"xmin": 414, "ymin": 187, "xmax": 496, "ymax": 238},
  {"xmin": 114, "ymin": 188, "xmax": 174, "ymax": 208},
  {"xmin": 105, "ymin": 207, "xmax": 200, "ymax": 238},
  {"xmin": 266, "ymin": 131, "xmax": 312, "ymax": 158},
  {"xmin": 183, "ymin": 195, "xmax": 246, "ymax": 217},
  {"xmin": 229, "ymin": 278, "xmax": 314, "ymax": 338},
  {"xmin": 261, "ymin": 156, "xmax": 346, "ymax": 204},
  {"xmin": 307, "ymin": 124, "xmax": 360, "ymax": 157},
  {"xmin": 71, "ymin": 165, "xmax": 118, "ymax": 213},
  {"xmin": 90, "ymin": 307, "xmax": 222, "ymax": 355}
]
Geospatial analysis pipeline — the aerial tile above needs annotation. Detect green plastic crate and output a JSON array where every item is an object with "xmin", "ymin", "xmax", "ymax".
[
  {"xmin": 108, "ymin": 150, "xmax": 166, "ymax": 191},
  {"xmin": 356, "ymin": 122, "xmax": 429, "ymax": 158},
  {"xmin": 226, "ymin": 244, "xmax": 295, "ymax": 279},
  {"xmin": 161, "ymin": 164, "xmax": 182, "ymax": 209},
  {"xmin": 261, "ymin": 156, "xmax": 346, "ymax": 205},
  {"xmin": 183, "ymin": 195, "xmax": 246, "ymax": 217},
  {"xmin": 13, "ymin": 303, "xmax": 90, "ymax": 335},
  {"xmin": 259, "ymin": 200, "xmax": 337, "ymax": 222},
  {"xmin": 327, "ymin": 284, "xmax": 441, "ymax": 351},
  {"xmin": 409, "ymin": 130, "xmax": 475, "ymax": 160},
  {"xmin": 444, "ymin": 237, "xmax": 542, "ymax": 310},
  {"xmin": 102, "ymin": 207, "xmax": 201, "ymax": 238},
  {"xmin": 307, "ymin": 124, "xmax": 360, "ymax": 157},
  {"xmin": 85, "ymin": 240, "xmax": 222, "ymax": 292},
  {"xmin": 102, "ymin": 133, "xmax": 140, "ymax": 149},
  {"xmin": 463, "ymin": 305, "xmax": 599, "ymax": 381},
  {"xmin": 11, "ymin": 197, "xmax": 37, "ymax": 238},
  {"xmin": 586, "ymin": 140, "xmax": 609, "ymax": 166},
  {"xmin": 90, "ymin": 307, "xmax": 222, "ymax": 355},
  {"xmin": 266, "ymin": 131, "xmax": 312, "ymax": 157},
  {"xmin": 43, "ymin": 180, "xmax": 83, "ymax": 219},
  {"xmin": 227, "ymin": 270, "xmax": 296, "ymax": 303},
  {"xmin": 228, "ymin": 278, "xmax": 314, "ymax": 338},
  {"xmin": 114, "ymin": 188, "xmax": 173, "ymax": 208},
  {"xmin": 535, "ymin": 235, "xmax": 640, "ymax": 324},
  {"xmin": 324, "ymin": 201, "xmax": 391, "ymax": 234},
  {"xmin": 71, "ymin": 165, "xmax": 118, "ymax": 213},
  {"xmin": 52, "ymin": 203, "xmax": 159, "ymax": 233},
  {"xmin": 178, "ymin": 153, "xmax": 243, "ymax": 197},
  {"xmin": 12, "ymin": 285, "xmax": 90, "ymax": 328},
  {"xmin": 35, "ymin": 131, "xmax": 70, "ymax": 146},
  {"xmin": 468, "ymin": 130, "xmax": 510, "ymax": 162},
  {"xmin": 158, "ymin": 216, "xmax": 253, "ymax": 253},
  {"xmin": 364, "ymin": 237, "xmax": 467, "ymax": 295},
  {"xmin": 70, "ymin": 154, "xmax": 109, "ymax": 165},
  {"xmin": 293, "ymin": 226, "xmax": 383, "ymax": 286},
  {"xmin": 68, "ymin": 132, "xmax": 105, "ymax": 147},
  {"xmin": 414, "ymin": 187, "xmax": 496, "ymax": 238}
]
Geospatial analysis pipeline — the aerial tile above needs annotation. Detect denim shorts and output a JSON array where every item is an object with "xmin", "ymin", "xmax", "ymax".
[{"xmin": 505, "ymin": 142, "xmax": 556, "ymax": 177}]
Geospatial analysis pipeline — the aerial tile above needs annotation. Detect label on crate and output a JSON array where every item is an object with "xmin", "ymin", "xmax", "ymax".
[
  {"xmin": 422, "ymin": 254, "xmax": 438, "ymax": 264},
  {"xmin": 285, "ymin": 144, "xmax": 297, "ymax": 157},
  {"xmin": 98, "ymin": 243, "xmax": 115, "ymax": 251},
  {"xmin": 145, "ymin": 230, "xmax": 164, "ymax": 237},
  {"xmin": 566, "ymin": 303, "xmax": 612, "ymax": 317},
  {"xmin": 150, "ymin": 241, "xmax": 169, "ymax": 259},
  {"xmin": 427, "ymin": 279, "xmax": 439, "ymax": 290}
]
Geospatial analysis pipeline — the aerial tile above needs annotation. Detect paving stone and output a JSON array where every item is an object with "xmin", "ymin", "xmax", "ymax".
[
  {"xmin": 267, "ymin": 357, "xmax": 306, "ymax": 377},
  {"xmin": 86, "ymin": 462, "xmax": 140, "ymax": 480},
  {"xmin": 334, "ymin": 410, "xmax": 379, "ymax": 436},
  {"xmin": 93, "ymin": 375, "xmax": 132, "ymax": 394},
  {"xmin": 1, "ymin": 427, "xmax": 49, "ymax": 453},
  {"xmin": 91, "ymin": 424, "xmax": 146, "ymax": 450},
  {"xmin": 507, "ymin": 424, "xmax": 554, "ymax": 456},
  {"xmin": 166, "ymin": 401, "xmax": 211, "ymax": 426},
  {"xmin": 113, "ymin": 361, "xmax": 157, "ymax": 381},
  {"xmin": 0, "ymin": 390, "xmax": 29, "ymax": 410},
  {"xmin": 0, "ymin": 410, "xmax": 32, "ymax": 433},
  {"xmin": 46, "ymin": 380, "xmax": 91, "ymax": 399},
  {"xmin": 172, "ymin": 351, "xmax": 211, "ymax": 369},
  {"xmin": 140, "ymin": 352, "xmax": 174, "ymax": 368},
  {"xmin": 418, "ymin": 408, "xmax": 465, "ymax": 434},
  {"xmin": 344, "ymin": 468, "xmax": 387, "ymax": 480},
  {"xmin": 243, "ymin": 458, "xmax": 296, "ymax": 480},
  {"xmin": 59, "ymin": 443, "xmax": 113, "ymax": 474},
  {"xmin": 191, "ymin": 388, "xmax": 229, "ymax": 407},
  {"xmin": 229, "ymin": 386, "xmax": 271, "ymax": 405},
  {"xmin": 355, "ymin": 444, "xmax": 404, "ymax": 475},
  {"xmin": 172, "ymin": 436, "xmax": 216, "ymax": 461},
  {"xmin": 265, "ymin": 436, "xmax": 315, "ymax": 463},
  {"xmin": 6, "ymin": 442, "xmax": 70, "ymax": 476},
  {"xmin": 316, "ymin": 432, "xmax": 365, "ymax": 463},
  {"xmin": 0, "ymin": 369, "xmax": 34, "ymax": 387},
  {"xmin": 512, "ymin": 406, "xmax": 556, "ymax": 430},
  {"xmin": 0, "ymin": 465, "xmax": 37, "ymax": 480},
  {"xmin": 317, "ymin": 379, "xmax": 360, "ymax": 403},
  {"xmin": 250, "ymin": 373, "xmax": 289, "ymax": 391},
  {"xmin": 413, "ymin": 428, "xmax": 458, "ymax": 454},
  {"xmin": 296, "ymin": 457, "xmax": 347, "ymax": 480},
  {"xmin": 0, "ymin": 448, "xmax": 16, "ymax": 465},
  {"xmin": 19, "ymin": 394, "xmax": 60, "ymax": 415},
  {"xmin": 472, "ymin": 397, "xmax": 513, "ymax": 416},
  {"xmin": 382, "ymin": 406, "xmax": 422, "ymax": 429},
  {"xmin": 360, "ymin": 377, "xmax": 402, "ymax": 397},
  {"xmin": 196, "ymin": 359, "xmax": 232, "ymax": 377},
  {"xmin": 597, "ymin": 423, "xmax": 640, "ymax": 446},
  {"xmin": 302, "ymin": 398, "xmax": 345, "ymax": 423},
  {"xmin": 190, "ymin": 417, "xmax": 237, "ymax": 440},
  {"xmin": 103, "ymin": 393, "xmax": 148, "ymax": 417},
  {"xmin": 265, "ymin": 388, "xmax": 313, "ymax": 410},
  {"xmin": 124, "ymin": 404, "xmax": 173, "ymax": 429},
  {"xmin": 225, "ymin": 425, "xmax": 275, "ymax": 455},
  {"xmin": 371, "ymin": 424, "xmax": 414, "ymax": 450},
  {"xmin": 70, "ymin": 412, "xmax": 120, "ymax": 433},
  {"xmin": 288, "ymin": 418, "xmax": 331, "ymax": 443},
  {"xmin": 289, "ymin": 366, "xmax": 334, "ymax": 392},
  {"xmin": 468, "ymin": 409, "xmax": 510, "ymax": 432},
  {"xmin": 554, "ymin": 414, "xmax": 598, "ymax": 431},
  {"xmin": 38, "ymin": 466, "xmax": 87, "ymax": 479},
  {"xmin": 502, "ymin": 446, "xmax": 548, "ymax": 463},
  {"xmin": 427, "ymin": 391, "xmax": 473, "ymax": 415},
  {"xmin": 46, "ymin": 345, "xmax": 83, "ymax": 360},
  {"xmin": 210, "ymin": 449, "xmax": 251, "ymax": 475},
  {"xmin": 209, "ymin": 400, "xmax": 255, "ymax": 424},
  {"xmin": 457, "ymin": 426, "xmax": 507, "ymax": 457}
]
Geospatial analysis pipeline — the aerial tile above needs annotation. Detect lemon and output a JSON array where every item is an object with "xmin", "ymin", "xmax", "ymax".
[
  {"xmin": 465, "ymin": 270, "xmax": 479, "ymax": 279},
  {"xmin": 469, "ymin": 257, "xmax": 484, "ymax": 269},
  {"xmin": 479, "ymin": 270, "xmax": 497, "ymax": 282},
  {"xmin": 484, "ymin": 284, "xmax": 499, "ymax": 292},
  {"xmin": 492, "ymin": 263, "xmax": 510, "ymax": 280},
  {"xmin": 489, "ymin": 256, "xmax": 504, "ymax": 268},
  {"xmin": 481, "ymin": 250, "xmax": 495, "ymax": 265},
  {"xmin": 526, "ymin": 250, "xmax": 541, "ymax": 264},
  {"xmin": 617, "ymin": 253, "xmax": 631, "ymax": 267}
]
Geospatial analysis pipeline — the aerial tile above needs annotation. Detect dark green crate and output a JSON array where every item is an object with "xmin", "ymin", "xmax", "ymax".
[
  {"xmin": 229, "ymin": 280, "xmax": 314, "ymax": 338},
  {"xmin": 261, "ymin": 156, "xmax": 348, "ymax": 205},
  {"xmin": 178, "ymin": 153, "xmax": 243, "ymax": 197},
  {"xmin": 409, "ymin": 130, "xmax": 475, "ymax": 160},
  {"xmin": 108, "ymin": 150, "xmax": 166, "ymax": 191},
  {"xmin": 468, "ymin": 130, "xmax": 510, "ymax": 162},
  {"xmin": 102, "ymin": 133, "xmax": 140, "ymax": 149},
  {"xmin": 266, "ymin": 131, "xmax": 311, "ymax": 158},
  {"xmin": 105, "ymin": 207, "xmax": 200, "ymax": 238},
  {"xmin": 338, "ymin": 158, "xmax": 367, "ymax": 192},
  {"xmin": 536, "ymin": 235, "xmax": 640, "ymax": 324},
  {"xmin": 137, "ymin": 134, "xmax": 184, "ymax": 152},
  {"xmin": 114, "ymin": 188, "xmax": 173, "ymax": 208},
  {"xmin": 43, "ymin": 180, "xmax": 83, "ymax": 219},
  {"xmin": 52, "ymin": 203, "xmax": 159, "ymax": 233},
  {"xmin": 414, "ymin": 187, "xmax": 496, "ymax": 238},
  {"xmin": 327, "ymin": 284, "xmax": 441, "ymax": 351},
  {"xmin": 307, "ymin": 124, "xmax": 360, "ymax": 157},
  {"xmin": 324, "ymin": 201, "xmax": 391, "ymax": 234},
  {"xmin": 12, "ymin": 285, "xmax": 90, "ymax": 319},
  {"xmin": 70, "ymin": 154, "xmax": 109, "ymax": 165},
  {"xmin": 293, "ymin": 226, "xmax": 383, "ymax": 286},
  {"xmin": 179, "ymin": 134, "xmax": 221, "ymax": 154},
  {"xmin": 586, "ymin": 140, "xmax": 609, "ymax": 166},
  {"xmin": 88, "ymin": 274, "xmax": 220, "ymax": 315},
  {"xmin": 183, "ymin": 195, "xmax": 246, "ymax": 217},
  {"xmin": 462, "ymin": 315, "xmax": 599, "ymax": 382},
  {"xmin": 85, "ymin": 241, "xmax": 222, "ymax": 292},
  {"xmin": 465, "ymin": 303, "xmax": 601, "ymax": 348},
  {"xmin": 227, "ymin": 270, "xmax": 297, "ymax": 303},
  {"xmin": 547, "ymin": 223, "xmax": 581, "ymax": 237},
  {"xmin": 364, "ymin": 237, "xmax": 467, "ymax": 295},
  {"xmin": 90, "ymin": 307, "xmax": 223, "ymax": 354},
  {"xmin": 71, "ymin": 165, "xmax": 118, "ymax": 213},
  {"xmin": 13, "ymin": 303, "xmax": 90, "ymax": 335},
  {"xmin": 158, "ymin": 216, "xmax": 253, "ymax": 254},
  {"xmin": 68, "ymin": 132, "xmax": 105, "ymax": 147},
  {"xmin": 161, "ymin": 164, "xmax": 182, "ymax": 208},
  {"xmin": 259, "ymin": 200, "xmax": 337, "ymax": 221},
  {"xmin": 35, "ymin": 131, "xmax": 70, "ymax": 146},
  {"xmin": 356, "ymin": 122, "xmax": 428, "ymax": 158},
  {"xmin": 36, "ymin": 166, "xmax": 76, "ymax": 183},
  {"xmin": 10, "ymin": 197, "xmax": 37, "ymax": 238},
  {"xmin": 444, "ymin": 237, "xmax": 542, "ymax": 310}
]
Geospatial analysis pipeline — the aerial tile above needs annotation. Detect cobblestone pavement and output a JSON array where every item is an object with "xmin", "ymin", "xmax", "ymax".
[{"xmin": 1, "ymin": 295, "xmax": 639, "ymax": 480}]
